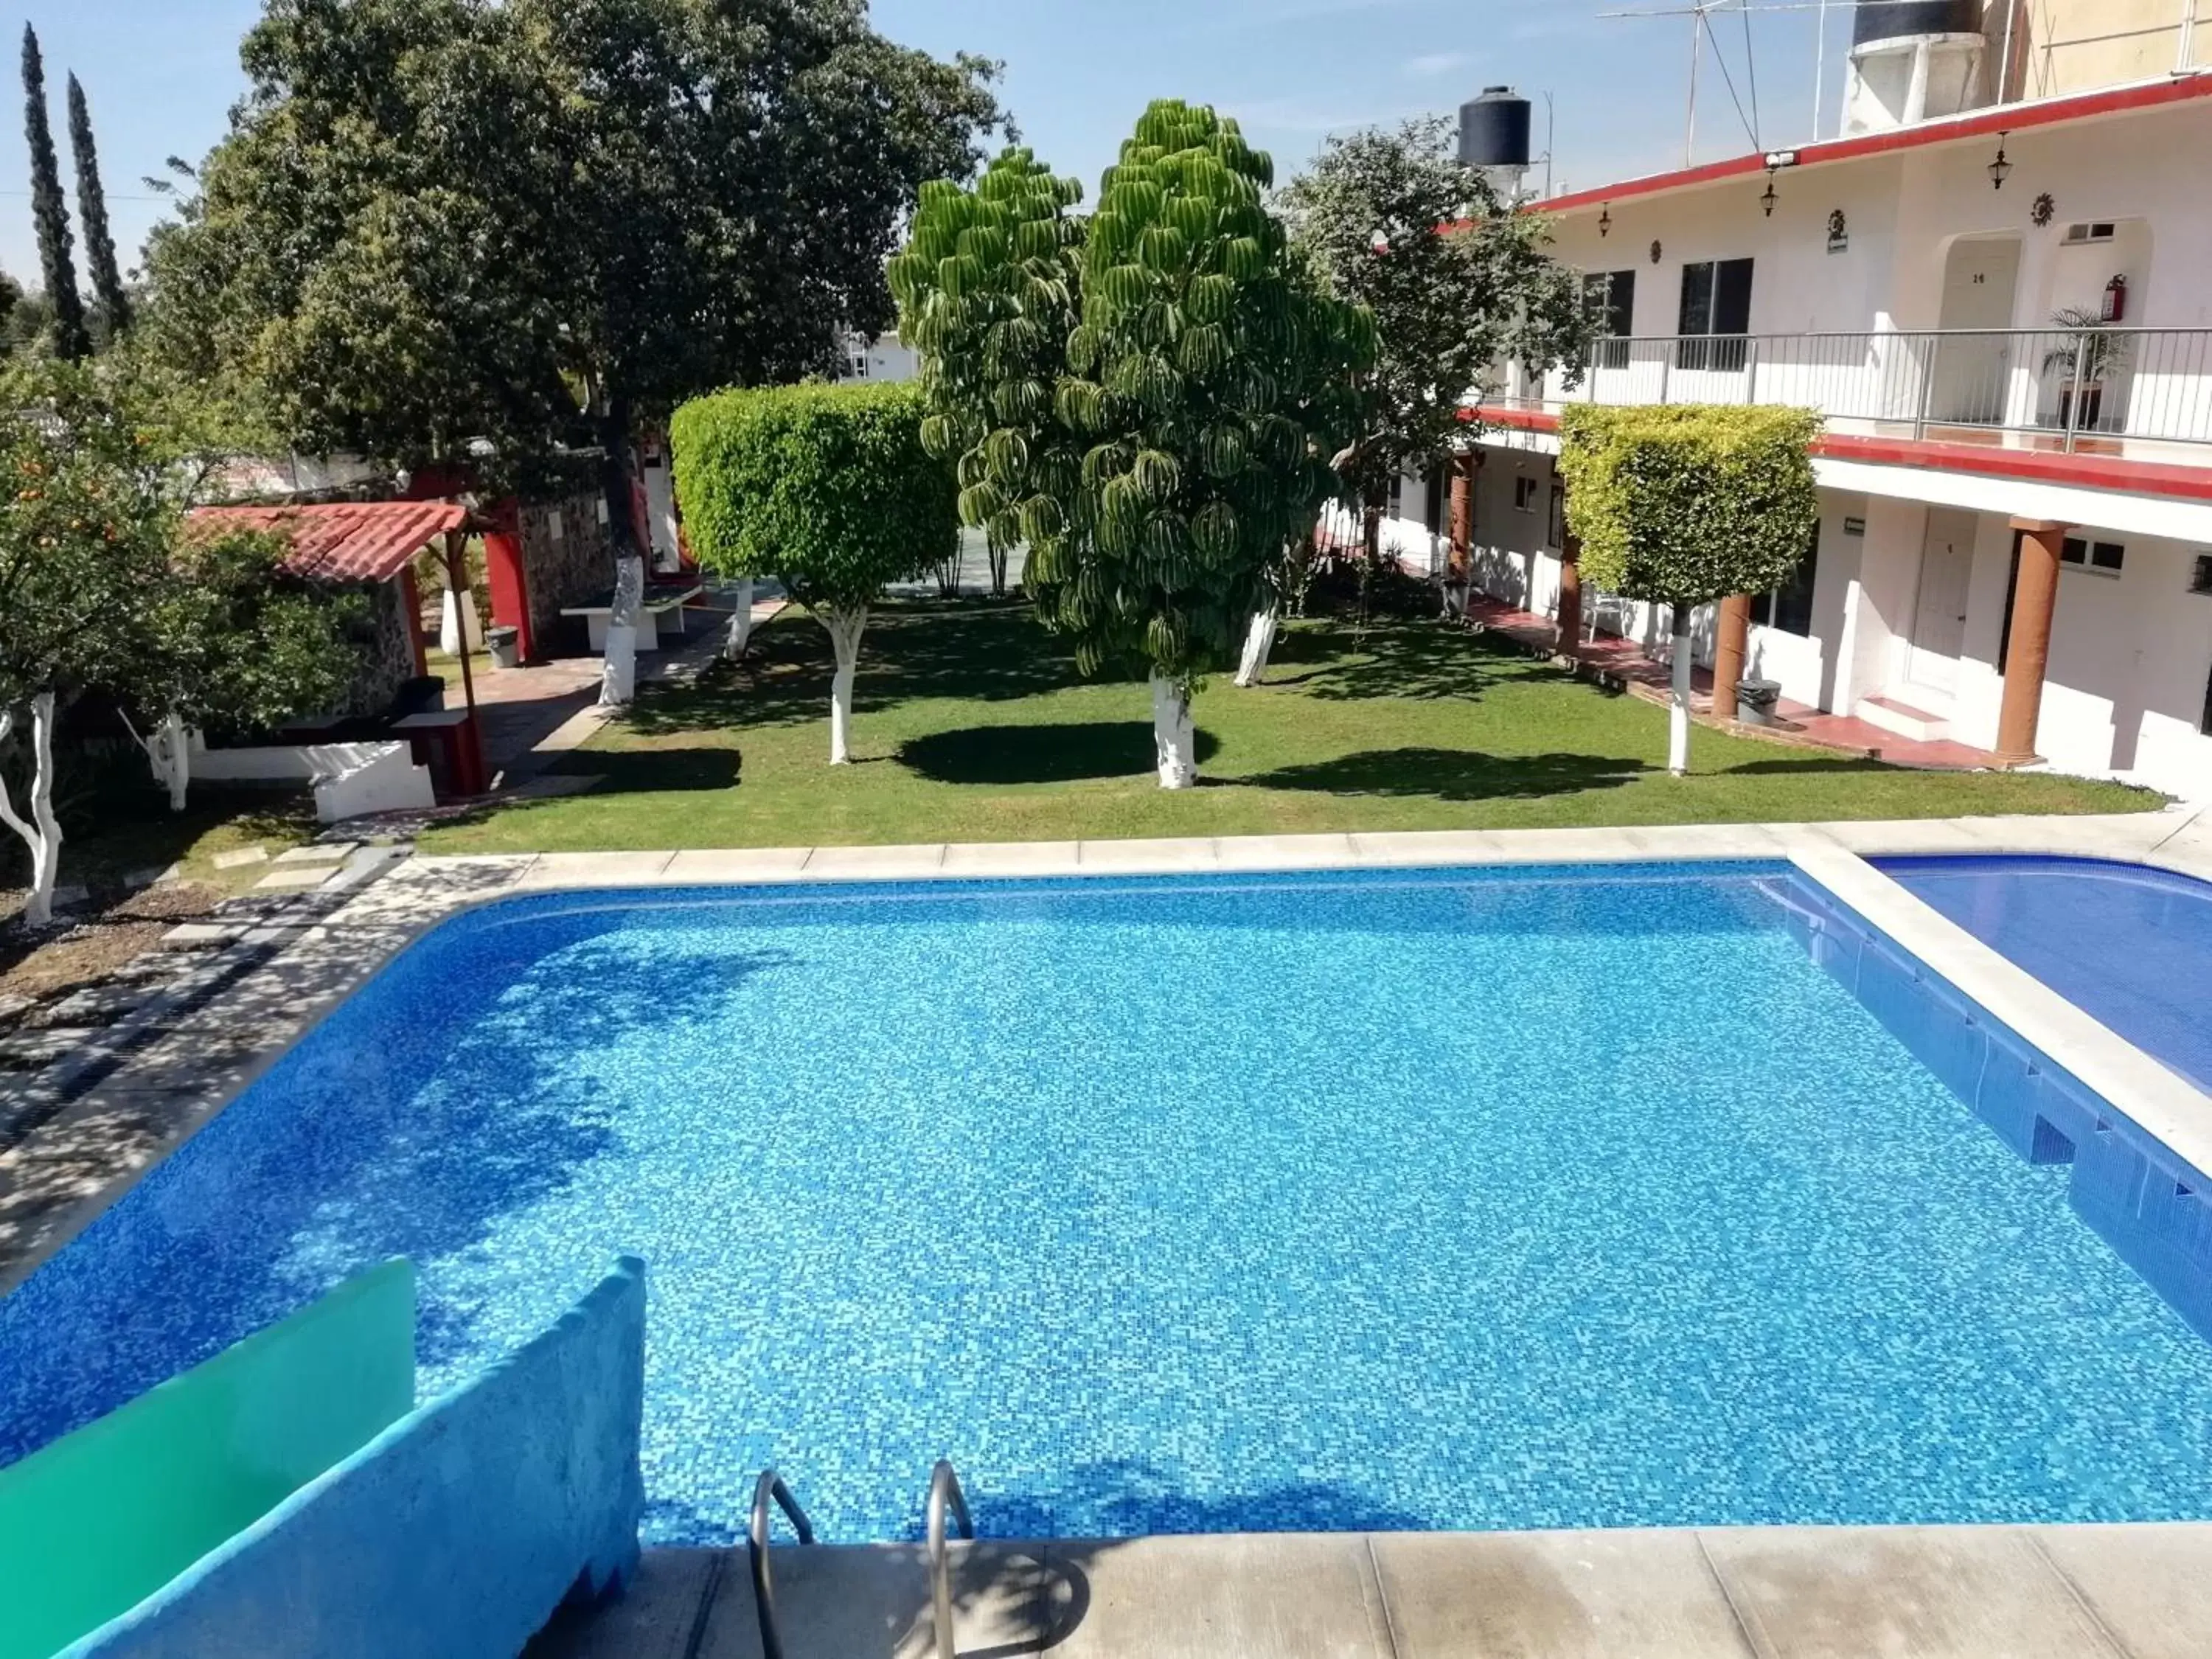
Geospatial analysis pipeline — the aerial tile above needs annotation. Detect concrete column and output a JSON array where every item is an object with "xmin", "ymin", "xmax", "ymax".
[
  {"xmin": 1997, "ymin": 518, "xmax": 2067, "ymax": 764},
  {"xmin": 1712, "ymin": 594, "xmax": 1753, "ymax": 720}
]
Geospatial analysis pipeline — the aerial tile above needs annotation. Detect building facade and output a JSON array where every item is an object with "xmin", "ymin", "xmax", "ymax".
[{"xmin": 1388, "ymin": 12, "xmax": 2212, "ymax": 798}]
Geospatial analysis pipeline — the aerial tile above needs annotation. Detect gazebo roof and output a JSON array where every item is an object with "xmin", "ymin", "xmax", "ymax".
[{"xmin": 187, "ymin": 501, "xmax": 469, "ymax": 584}]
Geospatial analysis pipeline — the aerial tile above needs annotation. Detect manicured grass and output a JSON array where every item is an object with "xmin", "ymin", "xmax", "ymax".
[{"xmin": 420, "ymin": 599, "xmax": 2157, "ymax": 854}]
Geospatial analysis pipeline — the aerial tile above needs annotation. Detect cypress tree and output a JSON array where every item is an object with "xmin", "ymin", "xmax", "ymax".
[
  {"xmin": 21, "ymin": 26, "xmax": 88, "ymax": 361},
  {"xmin": 66, "ymin": 72, "xmax": 128, "ymax": 338}
]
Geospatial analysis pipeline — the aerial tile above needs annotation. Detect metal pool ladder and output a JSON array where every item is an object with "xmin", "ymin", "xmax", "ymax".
[
  {"xmin": 747, "ymin": 1467, "xmax": 815, "ymax": 1659},
  {"xmin": 927, "ymin": 1458, "xmax": 975, "ymax": 1659}
]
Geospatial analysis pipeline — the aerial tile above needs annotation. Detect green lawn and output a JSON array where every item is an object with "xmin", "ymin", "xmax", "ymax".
[{"xmin": 420, "ymin": 599, "xmax": 2157, "ymax": 854}]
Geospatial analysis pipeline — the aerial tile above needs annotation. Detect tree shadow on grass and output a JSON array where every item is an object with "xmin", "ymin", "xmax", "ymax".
[
  {"xmin": 899, "ymin": 723, "xmax": 1220, "ymax": 786},
  {"xmin": 554, "ymin": 748, "xmax": 742, "ymax": 795},
  {"xmin": 1262, "ymin": 620, "xmax": 1532, "ymax": 703},
  {"xmin": 620, "ymin": 602, "xmax": 1091, "ymax": 740},
  {"xmin": 1243, "ymin": 747, "xmax": 1644, "ymax": 803}
]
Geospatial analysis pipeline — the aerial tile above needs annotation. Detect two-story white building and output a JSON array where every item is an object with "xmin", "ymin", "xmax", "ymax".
[{"xmin": 1397, "ymin": 0, "xmax": 2212, "ymax": 799}]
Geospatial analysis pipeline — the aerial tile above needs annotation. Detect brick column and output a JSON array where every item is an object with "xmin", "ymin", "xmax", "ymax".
[
  {"xmin": 1997, "ymin": 518, "xmax": 2068, "ymax": 765},
  {"xmin": 1449, "ymin": 453, "xmax": 1475, "ymax": 579},
  {"xmin": 1556, "ymin": 530, "xmax": 1583, "ymax": 660},
  {"xmin": 1711, "ymin": 594, "xmax": 1753, "ymax": 720}
]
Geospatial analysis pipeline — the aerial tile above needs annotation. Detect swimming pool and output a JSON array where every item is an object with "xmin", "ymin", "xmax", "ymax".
[
  {"xmin": 6, "ymin": 863, "xmax": 2212, "ymax": 1544},
  {"xmin": 1878, "ymin": 855, "xmax": 2212, "ymax": 1095}
]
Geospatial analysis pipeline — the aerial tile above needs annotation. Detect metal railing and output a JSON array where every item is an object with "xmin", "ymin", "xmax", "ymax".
[
  {"xmin": 747, "ymin": 1467, "xmax": 816, "ymax": 1659},
  {"xmin": 926, "ymin": 1458, "xmax": 975, "ymax": 1659},
  {"xmin": 1508, "ymin": 326, "xmax": 2212, "ymax": 453}
]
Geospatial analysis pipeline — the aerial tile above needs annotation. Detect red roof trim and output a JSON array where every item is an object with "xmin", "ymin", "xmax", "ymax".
[
  {"xmin": 1532, "ymin": 74, "xmax": 2212, "ymax": 220},
  {"xmin": 188, "ymin": 501, "xmax": 469, "ymax": 585},
  {"xmin": 1466, "ymin": 406, "xmax": 2212, "ymax": 505}
]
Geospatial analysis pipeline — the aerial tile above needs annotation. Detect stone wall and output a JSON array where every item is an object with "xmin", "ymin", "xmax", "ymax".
[
  {"xmin": 518, "ymin": 494, "xmax": 611, "ymax": 659},
  {"xmin": 339, "ymin": 579, "xmax": 422, "ymax": 718}
]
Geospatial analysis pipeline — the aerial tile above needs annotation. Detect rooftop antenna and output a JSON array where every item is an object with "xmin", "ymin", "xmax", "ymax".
[{"xmin": 1599, "ymin": 0, "xmax": 1764, "ymax": 165}]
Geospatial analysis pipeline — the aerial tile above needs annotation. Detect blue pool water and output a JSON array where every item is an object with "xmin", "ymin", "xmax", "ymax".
[
  {"xmin": 6, "ymin": 863, "xmax": 2212, "ymax": 1543},
  {"xmin": 1878, "ymin": 855, "xmax": 2212, "ymax": 1095}
]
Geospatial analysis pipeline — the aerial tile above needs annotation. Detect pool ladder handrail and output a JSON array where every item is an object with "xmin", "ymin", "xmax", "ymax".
[
  {"xmin": 926, "ymin": 1458, "xmax": 975, "ymax": 1659},
  {"xmin": 748, "ymin": 1467, "xmax": 816, "ymax": 1659}
]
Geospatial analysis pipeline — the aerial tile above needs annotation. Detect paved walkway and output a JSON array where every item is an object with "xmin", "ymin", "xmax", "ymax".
[
  {"xmin": 531, "ymin": 1523, "xmax": 2212, "ymax": 1658},
  {"xmin": 1464, "ymin": 597, "xmax": 2006, "ymax": 771}
]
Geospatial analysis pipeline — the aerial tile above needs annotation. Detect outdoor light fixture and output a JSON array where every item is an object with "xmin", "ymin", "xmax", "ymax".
[
  {"xmin": 1599, "ymin": 206, "xmax": 1613, "ymax": 237},
  {"xmin": 1988, "ymin": 133, "xmax": 2013, "ymax": 190},
  {"xmin": 1761, "ymin": 168, "xmax": 1779, "ymax": 218}
]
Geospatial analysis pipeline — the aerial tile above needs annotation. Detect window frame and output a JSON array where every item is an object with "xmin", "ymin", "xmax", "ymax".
[
  {"xmin": 1749, "ymin": 523, "xmax": 1820, "ymax": 637},
  {"xmin": 1677, "ymin": 257, "xmax": 1753, "ymax": 372},
  {"xmin": 2060, "ymin": 535, "xmax": 2125, "ymax": 577}
]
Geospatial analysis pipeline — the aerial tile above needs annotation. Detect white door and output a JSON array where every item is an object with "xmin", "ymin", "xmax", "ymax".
[
  {"xmin": 1932, "ymin": 237, "xmax": 2021, "ymax": 425},
  {"xmin": 1907, "ymin": 510, "xmax": 1978, "ymax": 696}
]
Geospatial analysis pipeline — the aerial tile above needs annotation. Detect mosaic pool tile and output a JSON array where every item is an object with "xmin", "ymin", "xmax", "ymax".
[{"xmin": 5, "ymin": 863, "xmax": 2212, "ymax": 1545}]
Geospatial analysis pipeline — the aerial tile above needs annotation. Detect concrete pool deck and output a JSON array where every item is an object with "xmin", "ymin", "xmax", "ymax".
[
  {"xmin": 529, "ymin": 1521, "xmax": 2212, "ymax": 1658},
  {"xmin": 6, "ymin": 806, "xmax": 2212, "ymax": 1656}
]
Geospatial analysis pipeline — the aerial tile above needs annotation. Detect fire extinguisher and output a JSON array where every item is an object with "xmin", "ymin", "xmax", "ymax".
[{"xmin": 2103, "ymin": 274, "xmax": 2129, "ymax": 324}]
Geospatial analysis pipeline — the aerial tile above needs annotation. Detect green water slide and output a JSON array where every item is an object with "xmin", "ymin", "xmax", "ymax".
[{"xmin": 0, "ymin": 1260, "xmax": 417, "ymax": 1659}]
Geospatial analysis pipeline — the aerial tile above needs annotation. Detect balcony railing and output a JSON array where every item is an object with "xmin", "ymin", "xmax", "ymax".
[{"xmin": 1504, "ymin": 327, "xmax": 2212, "ymax": 459}]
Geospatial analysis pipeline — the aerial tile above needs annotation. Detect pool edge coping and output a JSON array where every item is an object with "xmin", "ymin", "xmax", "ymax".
[{"xmin": 2, "ymin": 807, "xmax": 2205, "ymax": 1306}]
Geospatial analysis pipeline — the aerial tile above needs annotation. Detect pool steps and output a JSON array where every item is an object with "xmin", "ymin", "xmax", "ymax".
[{"xmin": 532, "ymin": 1521, "xmax": 2212, "ymax": 1658}]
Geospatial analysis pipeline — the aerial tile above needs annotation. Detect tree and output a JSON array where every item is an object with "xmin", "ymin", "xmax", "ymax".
[
  {"xmin": 66, "ymin": 73, "xmax": 131, "ymax": 341},
  {"xmin": 1557, "ymin": 404, "xmax": 1820, "ymax": 776},
  {"xmin": 1270, "ymin": 116, "xmax": 1587, "ymax": 681},
  {"xmin": 142, "ymin": 0, "xmax": 1004, "ymax": 709},
  {"xmin": 673, "ymin": 381, "xmax": 953, "ymax": 762},
  {"xmin": 895, "ymin": 105, "xmax": 1373, "ymax": 787},
  {"xmin": 0, "ymin": 358, "xmax": 355, "ymax": 922},
  {"xmin": 21, "ymin": 26, "xmax": 88, "ymax": 362}
]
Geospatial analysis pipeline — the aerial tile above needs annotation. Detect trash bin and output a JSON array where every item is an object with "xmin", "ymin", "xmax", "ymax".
[
  {"xmin": 487, "ymin": 625, "xmax": 522, "ymax": 669},
  {"xmin": 1735, "ymin": 678, "xmax": 1782, "ymax": 726}
]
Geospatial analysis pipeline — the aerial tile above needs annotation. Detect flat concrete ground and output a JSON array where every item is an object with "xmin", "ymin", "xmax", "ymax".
[{"xmin": 530, "ymin": 1523, "xmax": 2212, "ymax": 1659}]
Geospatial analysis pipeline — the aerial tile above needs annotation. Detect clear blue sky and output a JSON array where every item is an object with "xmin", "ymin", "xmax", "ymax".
[{"xmin": 0, "ymin": 0, "xmax": 1860, "ymax": 288}]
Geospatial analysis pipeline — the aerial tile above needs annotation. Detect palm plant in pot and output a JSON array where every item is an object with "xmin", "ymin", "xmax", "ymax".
[{"xmin": 2041, "ymin": 306, "xmax": 2134, "ymax": 434}]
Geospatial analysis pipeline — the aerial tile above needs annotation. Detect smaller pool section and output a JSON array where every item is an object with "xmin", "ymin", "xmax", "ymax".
[{"xmin": 1877, "ymin": 856, "xmax": 2212, "ymax": 1095}]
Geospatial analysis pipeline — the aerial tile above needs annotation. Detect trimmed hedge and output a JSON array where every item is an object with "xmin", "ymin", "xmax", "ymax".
[
  {"xmin": 671, "ymin": 380, "xmax": 956, "ymax": 611},
  {"xmin": 1556, "ymin": 403, "xmax": 1821, "ymax": 605}
]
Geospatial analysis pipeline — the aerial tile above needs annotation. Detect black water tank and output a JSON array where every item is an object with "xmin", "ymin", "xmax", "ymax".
[
  {"xmin": 1853, "ymin": 0, "xmax": 1976, "ymax": 46},
  {"xmin": 1458, "ymin": 86, "xmax": 1532, "ymax": 170}
]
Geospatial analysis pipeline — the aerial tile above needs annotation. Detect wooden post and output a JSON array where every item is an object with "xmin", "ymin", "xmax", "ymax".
[
  {"xmin": 1997, "ymin": 518, "xmax": 2067, "ymax": 764},
  {"xmin": 443, "ymin": 528, "xmax": 489, "ymax": 796},
  {"xmin": 1711, "ymin": 594, "xmax": 1753, "ymax": 720}
]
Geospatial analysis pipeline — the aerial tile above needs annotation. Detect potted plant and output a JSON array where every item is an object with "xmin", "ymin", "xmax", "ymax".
[{"xmin": 2041, "ymin": 307, "xmax": 2134, "ymax": 434}]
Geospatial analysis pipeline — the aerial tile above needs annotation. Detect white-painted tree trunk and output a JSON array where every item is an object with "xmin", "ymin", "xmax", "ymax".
[
  {"xmin": 724, "ymin": 574, "xmax": 757, "ymax": 659},
  {"xmin": 1669, "ymin": 611, "xmax": 1694, "ymax": 777},
  {"xmin": 1234, "ymin": 609, "xmax": 1279, "ymax": 688},
  {"xmin": 439, "ymin": 588, "xmax": 483, "ymax": 656},
  {"xmin": 598, "ymin": 554, "xmax": 644, "ymax": 708},
  {"xmin": 0, "ymin": 693, "xmax": 65, "ymax": 928},
  {"xmin": 152, "ymin": 713, "xmax": 190, "ymax": 812},
  {"xmin": 823, "ymin": 605, "xmax": 868, "ymax": 765},
  {"xmin": 1150, "ymin": 673, "xmax": 1197, "ymax": 789}
]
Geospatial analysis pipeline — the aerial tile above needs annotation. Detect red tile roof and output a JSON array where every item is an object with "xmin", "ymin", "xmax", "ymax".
[{"xmin": 187, "ymin": 501, "xmax": 469, "ymax": 585}]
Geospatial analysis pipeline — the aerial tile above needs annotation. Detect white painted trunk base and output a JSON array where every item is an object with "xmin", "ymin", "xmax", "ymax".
[
  {"xmin": 1669, "ymin": 616, "xmax": 1694, "ymax": 776},
  {"xmin": 153, "ymin": 714, "xmax": 191, "ymax": 813},
  {"xmin": 0, "ymin": 692, "xmax": 64, "ymax": 927},
  {"xmin": 598, "ymin": 555, "xmax": 646, "ymax": 708},
  {"xmin": 824, "ymin": 607, "xmax": 869, "ymax": 765},
  {"xmin": 439, "ymin": 588, "xmax": 483, "ymax": 656},
  {"xmin": 1234, "ymin": 611, "xmax": 1279, "ymax": 688},
  {"xmin": 724, "ymin": 575, "xmax": 757, "ymax": 658},
  {"xmin": 1150, "ymin": 674, "xmax": 1198, "ymax": 789}
]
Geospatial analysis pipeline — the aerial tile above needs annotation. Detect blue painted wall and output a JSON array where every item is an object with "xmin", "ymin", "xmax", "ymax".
[{"xmin": 62, "ymin": 1256, "xmax": 647, "ymax": 1659}]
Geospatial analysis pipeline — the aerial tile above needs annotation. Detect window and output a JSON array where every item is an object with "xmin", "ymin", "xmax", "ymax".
[
  {"xmin": 1586, "ymin": 270, "xmax": 1636, "ymax": 368},
  {"xmin": 2062, "ymin": 222, "xmax": 2118, "ymax": 245},
  {"xmin": 2190, "ymin": 553, "xmax": 2212, "ymax": 596},
  {"xmin": 1424, "ymin": 465, "xmax": 1448, "ymax": 535},
  {"xmin": 2061, "ymin": 536, "xmax": 2124, "ymax": 575},
  {"xmin": 1677, "ymin": 257, "xmax": 1753, "ymax": 372},
  {"xmin": 1547, "ymin": 481, "xmax": 1566, "ymax": 550},
  {"xmin": 1514, "ymin": 476, "xmax": 1540, "ymax": 513},
  {"xmin": 1750, "ymin": 525, "xmax": 1820, "ymax": 636}
]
